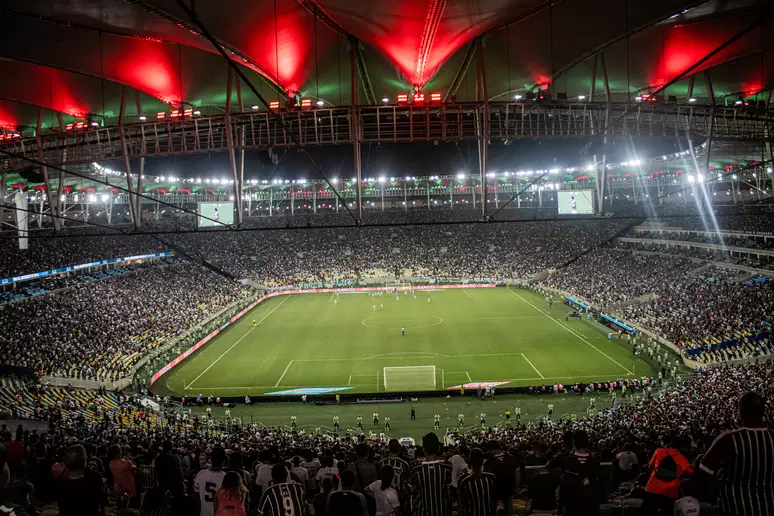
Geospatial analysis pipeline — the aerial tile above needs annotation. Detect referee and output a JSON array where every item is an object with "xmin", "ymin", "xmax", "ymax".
[
  {"xmin": 408, "ymin": 432, "xmax": 453, "ymax": 516},
  {"xmin": 458, "ymin": 448, "xmax": 496, "ymax": 516}
]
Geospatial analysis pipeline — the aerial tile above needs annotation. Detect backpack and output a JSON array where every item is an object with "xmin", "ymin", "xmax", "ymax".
[{"xmin": 655, "ymin": 451, "xmax": 678, "ymax": 482}]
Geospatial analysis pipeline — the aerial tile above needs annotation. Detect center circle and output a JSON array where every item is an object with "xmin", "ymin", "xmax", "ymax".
[{"xmin": 361, "ymin": 316, "xmax": 444, "ymax": 330}]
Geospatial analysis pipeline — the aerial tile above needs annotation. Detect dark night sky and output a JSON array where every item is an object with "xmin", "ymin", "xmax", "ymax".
[{"xmin": 104, "ymin": 137, "xmax": 688, "ymax": 180}]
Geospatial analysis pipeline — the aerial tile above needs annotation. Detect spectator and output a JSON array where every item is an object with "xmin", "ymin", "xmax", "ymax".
[
  {"xmin": 55, "ymin": 444, "xmax": 106, "ymax": 516},
  {"xmin": 349, "ymin": 442, "xmax": 379, "ymax": 512},
  {"xmin": 615, "ymin": 442, "xmax": 639, "ymax": 482},
  {"xmin": 447, "ymin": 444, "xmax": 468, "ymax": 489},
  {"xmin": 153, "ymin": 440, "xmax": 185, "ymax": 498},
  {"xmin": 484, "ymin": 441, "xmax": 518, "ymax": 515},
  {"xmin": 1, "ymin": 431, "xmax": 24, "ymax": 474},
  {"xmin": 316, "ymin": 456, "xmax": 337, "ymax": 486},
  {"xmin": 195, "ymin": 447, "xmax": 226, "ymax": 516},
  {"xmin": 365, "ymin": 465, "xmax": 401, "ymax": 516},
  {"xmin": 380, "ymin": 440, "xmax": 411, "ymax": 493},
  {"xmin": 257, "ymin": 464, "xmax": 305, "ymax": 516},
  {"xmin": 700, "ymin": 391, "xmax": 774, "ymax": 516},
  {"xmin": 109, "ymin": 445, "xmax": 137, "ymax": 509},
  {"xmin": 291, "ymin": 456, "xmax": 310, "ymax": 494},
  {"xmin": 328, "ymin": 469, "xmax": 368, "ymax": 516},
  {"xmin": 408, "ymin": 433, "xmax": 452, "ymax": 516},
  {"xmin": 528, "ymin": 458, "xmax": 561, "ymax": 514},
  {"xmin": 313, "ymin": 477, "xmax": 335, "ymax": 516},
  {"xmin": 214, "ymin": 471, "xmax": 247, "ymax": 516},
  {"xmin": 459, "ymin": 448, "xmax": 496, "ymax": 516},
  {"xmin": 560, "ymin": 430, "xmax": 599, "ymax": 516},
  {"xmin": 642, "ymin": 437, "xmax": 693, "ymax": 515}
]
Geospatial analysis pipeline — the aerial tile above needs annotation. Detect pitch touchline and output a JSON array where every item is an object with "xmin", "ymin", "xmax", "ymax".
[
  {"xmin": 507, "ymin": 288, "xmax": 634, "ymax": 375},
  {"xmin": 185, "ymin": 295, "xmax": 290, "ymax": 390}
]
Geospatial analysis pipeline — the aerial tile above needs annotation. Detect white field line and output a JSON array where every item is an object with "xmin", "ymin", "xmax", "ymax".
[
  {"xmin": 466, "ymin": 372, "xmax": 472, "ymax": 382},
  {"xmin": 348, "ymin": 375, "xmax": 352, "ymax": 386},
  {"xmin": 463, "ymin": 289, "xmax": 472, "ymax": 299},
  {"xmin": 186, "ymin": 372, "xmax": 629, "ymax": 391},
  {"xmin": 186, "ymin": 295, "xmax": 290, "ymax": 389},
  {"xmin": 275, "ymin": 360, "xmax": 294, "ymax": 387},
  {"xmin": 521, "ymin": 353, "xmax": 545, "ymax": 379},
  {"xmin": 507, "ymin": 288, "xmax": 634, "ymax": 375}
]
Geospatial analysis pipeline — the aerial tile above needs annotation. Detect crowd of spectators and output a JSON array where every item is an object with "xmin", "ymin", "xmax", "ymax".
[
  {"xmin": 0, "ymin": 228, "xmax": 164, "ymax": 278},
  {"xmin": 0, "ymin": 262, "xmax": 249, "ymax": 381},
  {"xmin": 0, "ymin": 359, "xmax": 772, "ymax": 515},
  {"xmin": 544, "ymin": 250, "xmax": 695, "ymax": 309},
  {"xmin": 545, "ymin": 247, "xmax": 774, "ymax": 361},
  {"xmin": 168, "ymin": 219, "xmax": 628, "ymax": 288}
]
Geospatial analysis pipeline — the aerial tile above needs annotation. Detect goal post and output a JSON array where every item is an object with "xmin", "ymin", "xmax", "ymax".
[{"xmin": 383, "ymin": 365, "xmax": 436, "ymax": 391}]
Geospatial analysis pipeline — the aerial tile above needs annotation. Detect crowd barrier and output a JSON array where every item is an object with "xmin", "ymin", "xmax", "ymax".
[{"xmin": 149, "ymin": 283, "xmax": 496, "ymax": 387}]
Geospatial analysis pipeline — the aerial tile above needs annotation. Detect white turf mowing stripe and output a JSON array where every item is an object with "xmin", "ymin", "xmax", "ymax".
[
  {"xmin": 521, "ymin": 353, "xmax": 545, "ymax": 379},
  {"xmin": 507, "ymin": 288, "xmax": 634, "ymax": 375},
  {"xmin": 275, "ymin": 360, "xmax": 294, "ymax": 387},
  {"xmin": 185, "ymin": 295, "xmax": 290, "ymax": 390}
]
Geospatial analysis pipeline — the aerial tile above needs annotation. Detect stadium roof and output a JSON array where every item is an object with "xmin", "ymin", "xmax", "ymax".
[{"xmin": 0, "ymin": 0, "xmax": 771, "ymax": 132}]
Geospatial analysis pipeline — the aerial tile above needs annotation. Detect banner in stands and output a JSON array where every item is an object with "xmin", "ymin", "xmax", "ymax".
[
  {"xmin": 149, "ymin": 283, "xmax": 496, "ymax": 388},
  {"xmin": 0, "ymin": 252, "xmax": 174, "ymax": 286}
]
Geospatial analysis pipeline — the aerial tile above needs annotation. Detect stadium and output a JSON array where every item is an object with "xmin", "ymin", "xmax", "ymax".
[{"xmin": 0, "ymin": 0, "xmax": 773, "ymax": 515}]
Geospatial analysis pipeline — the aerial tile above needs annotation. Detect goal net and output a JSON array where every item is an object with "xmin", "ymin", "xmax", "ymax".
[{"xmin": 383, "ymin": 366, "xmax": 436, "ymax": 391}]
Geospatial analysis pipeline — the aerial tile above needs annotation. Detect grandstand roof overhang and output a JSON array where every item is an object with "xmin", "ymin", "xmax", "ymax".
[{"xmin": 0, "ymin": 0, "xmax": 770, "ymax": 133}]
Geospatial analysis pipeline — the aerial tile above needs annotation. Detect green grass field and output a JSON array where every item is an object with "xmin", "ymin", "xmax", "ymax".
[{"xmin": 161, "ymin": 287, "xmax": 651, "ymax": 397}]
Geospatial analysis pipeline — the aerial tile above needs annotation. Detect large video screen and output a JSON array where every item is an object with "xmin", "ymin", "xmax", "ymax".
[
  {"xmin": 197, "ymin": 202, "xmax": 234, "ymax": 227},
  {"xmin": 557, "ymin": 190, "xmax": 594, "ymax": 215}
]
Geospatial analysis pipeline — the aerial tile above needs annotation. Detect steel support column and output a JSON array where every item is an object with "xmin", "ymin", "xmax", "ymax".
[
  {"xmin": 703, "ymin": 72, "xmax": 715, "ymax": 175},
  {"xmin": 597, "ymin": 52, "xmax": 612, "ymax": 214},
  {"xmin": 36, "ymin": 109, "xmax": 60, "ymax": 231},
  {"xmin": 351, "ymin": 42, "xmax": 363, "ymax": 222},
  {"xmin": 235, "ymin": 75, "xmax": 246, "ymax": 221},
  {"xmin": 57, "ymin": 168, "xmax": 66, "ymax": 228},
  {"xmin": 225, "ymin": 68, "xmax": 243, "ymax": 227},
  {"xmin": 477, "ymin": 45, "xmax": 489, "ymax": 217},
  {"xmin": 765, "ymin": 141, "xmax": 773, "ymax": 195},
  {"xmin": 118, "ymin": 90, "xmax": 139, "ymax": 229},
  {"xmin": 0, "ymin": 171, "xmax": 6, "ymax": 230},
  {"xmin": 136, "ymin": 157, "xmax": 144, "ymax": 226}
]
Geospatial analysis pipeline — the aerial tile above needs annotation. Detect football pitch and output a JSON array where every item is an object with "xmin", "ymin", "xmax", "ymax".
[{"xmin": 162, "ymin": 287, "xmax": 651, "ymax": 396}]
